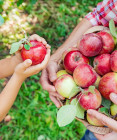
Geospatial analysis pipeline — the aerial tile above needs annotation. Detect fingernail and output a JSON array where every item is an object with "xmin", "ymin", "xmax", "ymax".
[{"xmin": 110, "ymin": 93, "xmax": 117, "ymax": 100}]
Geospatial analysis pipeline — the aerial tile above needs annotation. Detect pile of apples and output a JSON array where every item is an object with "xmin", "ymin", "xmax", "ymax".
[{"xmin": 55, "ymin": 30, "xmax": 117, "ymax": 127}]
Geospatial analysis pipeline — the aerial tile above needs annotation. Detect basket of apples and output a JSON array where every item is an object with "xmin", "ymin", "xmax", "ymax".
[{"xmin": 55, "ymin": 20, "xmax": 117, "ymax": 135}]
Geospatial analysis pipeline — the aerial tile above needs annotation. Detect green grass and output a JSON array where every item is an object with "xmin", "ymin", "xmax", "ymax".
[{"xmin": 0, "ymin": 0, "xmax": 101, "ymax": 139}]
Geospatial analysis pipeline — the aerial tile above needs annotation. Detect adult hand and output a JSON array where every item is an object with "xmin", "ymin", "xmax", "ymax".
[
  {"xmin": 87, "ymin": 93, "xmax": 117, "ymax": 140},
  {"xmin": 40, "ymin": 60, "xmax": 65, "ymax": 108}
]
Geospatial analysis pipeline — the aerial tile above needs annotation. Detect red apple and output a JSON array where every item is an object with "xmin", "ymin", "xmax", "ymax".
[
  {"xmin": 63, "ymin": 50, "xmax": 89, "ymax": 74},
  {"xmin": 93, "ymin": 54, "xmax": 111, "ymax": 76},
  {"xmin": 73, "ymin": 64, "xmax": 97, "ymax": 88},
  {"xmin": 87, "ymin": 106, "xmax": 104, "ymax": 126},
  {"xmin": 97, "ymin": 31, "xmax": 115, "ymax": 54},
  {"xmin": 110, "ymin": 50, "xmax": 117, "ymax": 72},
  {"xmin": 77, "ymin": 88, "xmax": 102, "ymax": 110},
  {"xmin": 62, "ymin": 47, "xmax": 78, "ymax": 61},
  {"xmin": 99, "ymin": 72, "xmax": 117, "ymax": 99},
  {"xmin": 79, "ymin": 33, "xmax": 103, "ymax": 57},
  {"xmin": 55, "ymin": 74, "xmax": 79, "ymax": 98},
  {"xmin": 21, "ymin": 40, "xmax": 47, "ymax": 65}
]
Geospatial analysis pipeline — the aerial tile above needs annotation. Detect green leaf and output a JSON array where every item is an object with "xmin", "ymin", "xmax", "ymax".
[
  {"xmin": 71, "ymin": 98, "xmax": 85, "ymax": 119},
  {"xmin": 88, "ymin": 86, "xmax": 95, "ymax": 94},
  {"xmin": 24, "ymin": 44, "xmax": 30, "ymax": 50},
  {"xmin": 102, "ymin": 97, "xmax": 111, "ymax": 109},
  {"xmin": 99, "ymin": 107, "xmax": 110, "ymax": 116},
  {"xmin": 10, "ymin": 42, "xmax": 22, "ymax": 54},
  {"xmin": 57, "ymin": 105, "xmax": 76, "ymax": 127},
  {"xmin": 0, "ymin": 15, "xmax": 4, "ymax": 26},
  {"xmin": 69, "ymin": 86, "xmax": 81, "ymax": 99},
  {"xmin": 109, "ymin": 19, "xmax": 117, "ymax": 38}
]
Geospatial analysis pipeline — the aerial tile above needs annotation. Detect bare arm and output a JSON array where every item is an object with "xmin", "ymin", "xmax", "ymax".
[{"xmin": 0, "ymin": 54, "xmax": 22, "ymax": 79}]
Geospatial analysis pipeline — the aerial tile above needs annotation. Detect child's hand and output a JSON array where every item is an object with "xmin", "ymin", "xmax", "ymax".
[
  {"xmin": 14, "ymin": 46, "xmax": 50, "ymax": 80},
  {"xmin": 14, "ymin": 34, "xmax": 49, "ymax": 66}
]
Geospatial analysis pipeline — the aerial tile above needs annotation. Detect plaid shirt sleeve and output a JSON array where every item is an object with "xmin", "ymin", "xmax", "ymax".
[{"xmin": 85, "ymin": 0, "xmax": 117, "ymax": 27}]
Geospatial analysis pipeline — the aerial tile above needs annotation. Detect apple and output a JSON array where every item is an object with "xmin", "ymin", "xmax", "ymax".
[
  {"xmin": 56, "ymin": 70, "xmax": 68, "ymax": 78},
  {"xmin": 110, "ymin": 50, "xmax": 117, "ymax": 72},
  {"xmin": 87, "ymin": 106, "xmax": 104, "ymax": 126},
  {"xmin": 94, "ymin": 73, "xmax": 101, "ymax": 88},
  {"xmin": 73, "ymin": 64, "xmax": 97, "ymax": 88},
  {"xmin": 21, "ymin": 40, "xmax": 47, "ymax": 65},
  {"xmin": 77, "ymin": 88, "xmax": 102, "ymax": 110},
  {"xmin": 62, "ymin": 47, "xmax": 78, "ymax": 61},
  {"xmin": 110, "ymin": 104, "xmax": 117, "ymax": 119},
  {"xmin": 63, "ymin": 50, "xmax": 89, "ymax": 74},
  {"xmin": 55, "ymin": 74, "xmax": 79, "ymax": 98},
  {"xmin": 97, "ymin": 31, "xmax": 115, "ymax": 54},
  {"xmin": 78, "ymin": 33, "xmax": 103, "ymax": 57},
  {"xmin": 99, "ymin": 72, "xmax": 117, "ymax": 99},
  {"xmin": 4, "ymin": 115, "xmax": 12, "ymax": 122},
  {"xmin": 93, "ymin": 54, "xmax": 111, "ymax": 76}
]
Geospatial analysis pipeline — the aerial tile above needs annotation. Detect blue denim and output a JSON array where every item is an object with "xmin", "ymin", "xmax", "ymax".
[{"xmin": 81, "ymin": 130, "xmax": 97, "ymax": 140}]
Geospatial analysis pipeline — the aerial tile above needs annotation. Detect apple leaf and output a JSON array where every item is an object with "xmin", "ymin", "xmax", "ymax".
[
  {"xmin": 88, "ymin": 86, "xmax": 95, "ymax": 94},
  {"xmin": 57, "ymin": 105, "xmax": 76, "ymax": 127},
  {"xmin": 68, "ymin": 86, "xmax": 81, "ymax": 99},
  {"xmin": 24, "ymin": 44, "xmax": 30, "ymax": 50},
  {"xmin": 71, "ymin": 98, "xmax": 85, "ymax": 119},
  {"xmin": 99, "ymin": 107, "xmax": 110, "ymax": 117},
  {"xmin": 109, "ymin": 19, "xmax": 117, "ymax": 38},
  {"xmin": 102, "ymin": 97, "xmax": 111, "ymax": 109},
  {"xmin": 10, "ymin": 42, "xmax": 22, "ymax": 54},
  {"xmin": 0, "ymin": 15, "xmax": 4, "ymax": 26}
]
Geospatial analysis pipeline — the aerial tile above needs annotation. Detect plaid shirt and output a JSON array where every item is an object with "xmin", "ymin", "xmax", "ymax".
[{"xmin": 85, "ymin": 0, "xmax": 117, "ymax": 27}]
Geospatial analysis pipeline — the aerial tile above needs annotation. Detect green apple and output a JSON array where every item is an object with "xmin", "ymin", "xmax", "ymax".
[
  {"xmin": 55, "ymin": 74, "xmax": 79, "ymax": 98},
  {"xmin": 110, "ymin": 104, "xmax": 117, "ymax": 117},
  {"xmin": 57, "ymin": 70, "xmax": 68, "ymax": 78}
]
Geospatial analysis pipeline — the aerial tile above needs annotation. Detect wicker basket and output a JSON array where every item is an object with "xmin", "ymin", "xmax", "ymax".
[{"xmin": 58, "ymin": 26, "xmax": 113, "ymax": 135}]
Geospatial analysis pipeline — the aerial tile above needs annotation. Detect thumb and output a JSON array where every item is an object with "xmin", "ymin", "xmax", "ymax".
[
  {"xmin": 110, "ymin": 93, "xmax": 117, "ymax": 105},
  {"xmin": 18, "ymin": 59, "xmax": 32, "ymax": 71},
  {"xmin": 47, "ymin": 62, "xmax": 58, "ymax": 82}
]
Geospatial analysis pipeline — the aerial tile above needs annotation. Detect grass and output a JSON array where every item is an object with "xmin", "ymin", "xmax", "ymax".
[{"xmin": 0, "ymin": 0, "xmax": 101, "ymax": 139}]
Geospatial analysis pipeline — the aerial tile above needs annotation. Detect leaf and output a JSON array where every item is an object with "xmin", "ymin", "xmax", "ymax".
[
  {"xmin": 24, "ymin": 44, "xmax": 30, "ymax": 50},
  {"xmin": 30, "ymin": 0, "xmax": 37, "ymax": 5},
  {"xmin": 71, "ymin": 98, "xmax": 85, "ymax": 119},
  {"xmin": 57, "ymin": 105, "xmax": 76, "ymax": 127},
  {"xmin": 10, "ymin": 42, "xmax": 22, "ymax": 54},
  {"xmin": 99, "ymin": 107, "xmax": 110, "ymax": 116},
  {"xmin": 88, "ymin": 86, "xmax": 95, "ymax": 94},
  {"xmin": 68, "ymin": 86, "xmax": 81, "ymax": 99},
  {"xmin": 109, "ymin": 19, "xmax": 117, "ymax": 38},
  {"xmin": 0, "ymin": 15, "xmax": 4, "ymax": 26},
  {"xmin": 102, "ymin": 97, "xmax": 111, "ymax": 109}
]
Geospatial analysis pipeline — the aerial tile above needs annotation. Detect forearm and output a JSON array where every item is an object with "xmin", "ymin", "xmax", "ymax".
[
  {"xmin": 51, "ymin": 18, "xmax": 92, "ymax": 61},
  {"xmin": 0, "ymin": 55, "xmax": 22, "ymax": 79},
  {"xmin": 0, "ymin": 74, "xmax": 24, "ymax": 121}
]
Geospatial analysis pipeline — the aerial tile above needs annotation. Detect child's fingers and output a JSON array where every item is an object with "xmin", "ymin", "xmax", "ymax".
[
  {"xmin": 19, "ymin": 44, "xmax": 23, "ymax": 50},
  {"xmin": 46, "ymin": 44, "xmax": 51, "ymax": 49},
  {"xmin": 110, "ymin": 93, "xmax": 117, "ymax": 105},
  {"xmin": 17, "ymin": 59, "xmax": 32, "ymax": 71},
  {"xmin": 28, "ymin": 34, "xmax": 47, "ymax": 45},
  {"xmin": 24, "ymin": 49, "xmax": 50, "ymax": 75}
]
